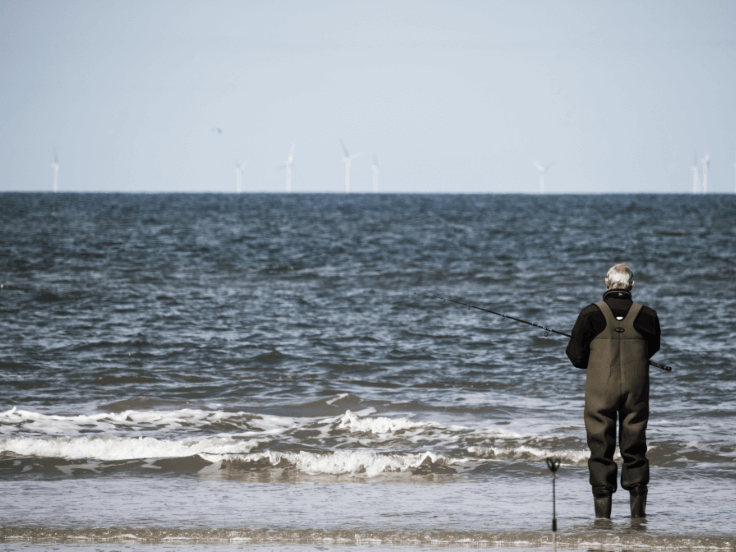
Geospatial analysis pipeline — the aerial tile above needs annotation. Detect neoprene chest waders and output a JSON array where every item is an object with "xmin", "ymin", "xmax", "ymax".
[{"xmin": 585, "ymin": 301, "xmax": 650, "ymax": 497}]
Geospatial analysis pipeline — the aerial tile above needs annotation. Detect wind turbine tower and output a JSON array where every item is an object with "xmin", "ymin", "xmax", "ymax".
[
  {"xmin": 533, "ymin": 160, "xmax": 554, "ymax": 194},
  {"xmin": 340, "ymin": 139, "xmax": 361, "ymax": 193},
  {"xmin": 691, "ymin": 153, "xmax": 699, "ymax": 194},
  {"xmin": 51, "ymin": 149, "xmax": 59, "ymax": 193},
  {"xmin": 700, "ymin": 153, "xmax": 709, "ymax": 194},
  {"xmin": 234, "ymin": 160, "xmax": 248, "ymax": 193},
  {"xmin": 372, "ymin": 153, "xmax": 380, "ymax": 193},
  {"xmin": 284, "ymin": 143, "xmax": 294, "ymax": 193}
]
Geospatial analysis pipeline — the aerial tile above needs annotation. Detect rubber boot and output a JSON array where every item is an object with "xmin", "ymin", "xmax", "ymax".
[
  {"xmin": 630, "ymin": 488, "xmax": 647, "ymax": 518},
  {"xmin": 594, "ymin": 495, "xmax": 612, "ymax": 519}
]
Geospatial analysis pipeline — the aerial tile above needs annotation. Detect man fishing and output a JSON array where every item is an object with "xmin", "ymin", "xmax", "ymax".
[{"xmin": 565, "ymin": 264, "xmax": 661, "ymax": 520}]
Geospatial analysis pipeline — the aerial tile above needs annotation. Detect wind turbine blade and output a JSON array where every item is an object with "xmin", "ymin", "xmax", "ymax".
[
  {"xmin": 533, "ymin": 160, "xmax": 544, "ymax": 172},
  {"xmin": 373, "ymin": 153, "xmax": 379, "ymax": 167},
  {"xmin": 351, "ymin": 153, "xmax": 362, "ymax": 161},
  {"xmin": 53, "ymin": 145, "xmax": 59, "ymax": 164},
  {"xmin": 545, "ymin": 161, "xmax": 555, "ymax": 172},
  {"xmin": 340, "ymin": 139, "xmax": 350, "ymax": 158}
]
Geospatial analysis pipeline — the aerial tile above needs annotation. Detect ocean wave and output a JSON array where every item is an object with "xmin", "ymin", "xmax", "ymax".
[
  {"xmin": 0, "ymin": 406, "xmax": 286, "ymax": 437},
  {"xmin": 336, "ymin": 409, "xmax": 430, "ymax": 434},
  {"xmin": 0, "ymin": 439, "xmax": 591, "ymax": 478},
  {"xmin": 3, "ymin": 407, "xmax": 724, "ymax": 474},
  {"xmin": 0, "ymin": 434, "xmax": 261, "ymax": 461},
  {"xmin": 210, "ymin": 450, "xmax": 450, "ymax": 477},
  {"xmin": 0, "ymin": 406, "xmax": 452, "ymax": 443},
  {"xmin": 467, "ymin": 445, "xmax": 591, "ymax": 466}
]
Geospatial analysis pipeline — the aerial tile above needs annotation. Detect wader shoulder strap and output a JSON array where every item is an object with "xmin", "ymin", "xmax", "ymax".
[
  {"xmin": 594, "ymin": 301, "xmax": 616, "ymax": 327},
  {"xmin": 620, "ymin": 302, "xmax": 644, "ymax": 336}
]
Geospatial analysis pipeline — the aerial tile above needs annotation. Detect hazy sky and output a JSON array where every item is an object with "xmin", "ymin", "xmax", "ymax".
[{"xmin": 1, "ymin": 0, "xmax": 735, "ymax": 193}]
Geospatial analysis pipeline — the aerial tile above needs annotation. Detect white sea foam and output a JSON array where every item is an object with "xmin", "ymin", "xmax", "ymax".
[
  {"xmin": 0, "ymin": 406, "xmax": 547, "ymax": 444},
  {"xmin": 0, "ymin": 406, "xmax": 291, "ymax": 438},
  {"xmin": 1, "ymin": 407, "xmax": 603, "ymax": 470},
  {"xmin": 0, "ymin": 435, "xmax": 261, "ymax": 461},
  {"xmin": 336, "ymin": 410, "xmax": 430, "ymax": 434},
  {"xmin": 206, "ymin": 450, "xmax": 450, "ymax": 477},
  {"xmin": 480, "ymin": 426, "xmax": 526, "ymax": 439},
  {"xmin": 325, "ymin": 393, "xmax": 350, "ymax": 405},
  {"xmin": 467, "ymin": 445, "xmax": 591, "ymax": 465}
]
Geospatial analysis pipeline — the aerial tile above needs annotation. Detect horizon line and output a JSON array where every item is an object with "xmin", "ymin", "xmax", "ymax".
[{"xmin": 1, "ymin": 191, "xmax": 731, "ymax": 196}]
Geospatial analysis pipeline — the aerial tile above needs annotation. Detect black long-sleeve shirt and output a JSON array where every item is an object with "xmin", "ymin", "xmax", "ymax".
[{"xmin": 565, "ymin": 289, "xmax": 660, "ymax": 369}]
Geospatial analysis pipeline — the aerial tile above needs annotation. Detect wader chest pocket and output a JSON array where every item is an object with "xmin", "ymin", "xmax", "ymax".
[{"xmin": 614, "ymin": 327, "xmax": 625, "ymax": 333}]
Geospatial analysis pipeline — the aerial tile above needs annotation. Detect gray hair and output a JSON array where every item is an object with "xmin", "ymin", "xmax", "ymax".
[{"xmin": 605, "ymin": 264, "xmax": 634, "ymax": 290}]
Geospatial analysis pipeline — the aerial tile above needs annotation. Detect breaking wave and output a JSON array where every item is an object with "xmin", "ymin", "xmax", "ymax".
[
  {"xmin": 211, "ymin": 450, "xmax": 451, "ymax": 477},
  {"xmin": 3, "ymin": 405, "xmax": 722, "ymax": 478}
]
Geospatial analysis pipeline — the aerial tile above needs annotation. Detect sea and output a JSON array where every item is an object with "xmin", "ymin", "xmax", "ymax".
[{"xmin": 0, "ymin": 193, "xmax": 734, "ymax": 552}]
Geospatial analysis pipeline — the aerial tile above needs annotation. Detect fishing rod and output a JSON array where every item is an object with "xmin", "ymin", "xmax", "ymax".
[{"xmin": 416, "ymin": 292, "xmax": 672, "ymax": 372}]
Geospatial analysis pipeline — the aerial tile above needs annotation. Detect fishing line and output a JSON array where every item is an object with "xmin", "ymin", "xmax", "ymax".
[{"xmin": 416, "ymin": 292, "xmax": 672, "ymax": 372}]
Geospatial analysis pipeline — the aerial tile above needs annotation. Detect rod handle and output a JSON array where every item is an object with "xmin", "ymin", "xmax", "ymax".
[{"xmin": 649, "ymin": 360, "xmax": 672, "ymax": 372}]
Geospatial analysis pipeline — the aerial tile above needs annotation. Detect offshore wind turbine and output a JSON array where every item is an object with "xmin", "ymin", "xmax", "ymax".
[
  {"xmin": 700, "ymin": 152, "xmax": 709, "ymax": 194},
  {"xmin": 234, "ymin": 160, "xmax": 248, "ymax": 193},
  {"xmin": 691, "ymin": 153, "xmax": 699, "ymax": 194},
  {"xmin": 51, "ymin": 148, "xmax": 59, "ymax": 193},
  {"xmin": 533, "ymin": 160, "xmax": 554, "ymax": 194},
  {"xmin": 372, "ymin": 153, "xmax": 380, "ymax": 193},
  {"xmin": 340, "ymin": 139, "xmax": 361, "ymax": 193},
  {"xmin": 283, "ymin": 143, "xmax": 295, "ymax": 193}
]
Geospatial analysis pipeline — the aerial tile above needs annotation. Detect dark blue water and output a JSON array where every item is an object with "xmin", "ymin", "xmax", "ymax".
[{"xmin": 1, "ymin": 193, "xmax": 735, "ymax": 550}]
